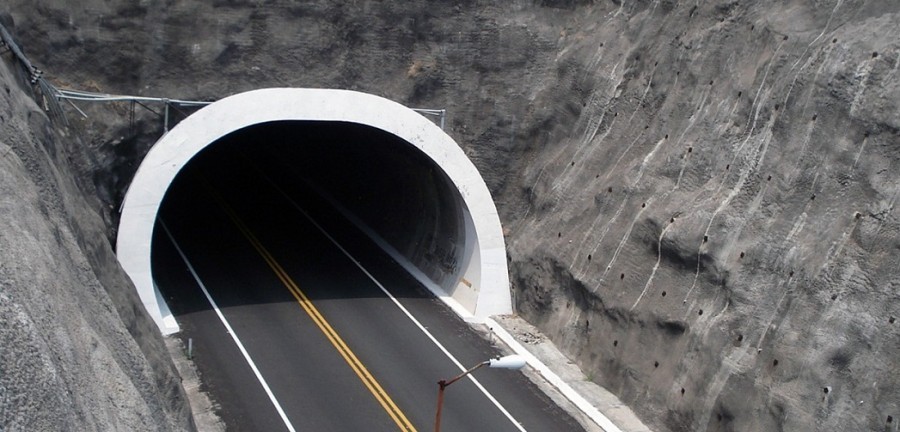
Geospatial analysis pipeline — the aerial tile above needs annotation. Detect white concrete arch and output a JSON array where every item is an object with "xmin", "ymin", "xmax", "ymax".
[{"xmin": 116, "ymin": 88, "xmax": 511, "ymax": 334}]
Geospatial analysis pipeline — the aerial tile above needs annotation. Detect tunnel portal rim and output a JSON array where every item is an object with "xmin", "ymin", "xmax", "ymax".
[{"xmin": 116, "ymin": 88, "xmax": 511, "ymax": 334}]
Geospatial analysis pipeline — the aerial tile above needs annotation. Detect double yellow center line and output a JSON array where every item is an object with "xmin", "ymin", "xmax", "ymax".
[{"xmin": 207, "ymin": 183, "xmax": 417, "ymax": 432}]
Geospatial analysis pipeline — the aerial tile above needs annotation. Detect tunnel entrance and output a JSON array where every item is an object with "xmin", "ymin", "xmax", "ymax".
[{"xmin": 117, "ymin": 88, "xmax": 510, "ymax": 334}]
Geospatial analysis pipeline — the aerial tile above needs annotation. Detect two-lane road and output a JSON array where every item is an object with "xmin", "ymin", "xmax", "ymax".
[{"xmin": 151, "ymin": 147, "xmax": 583, "ymax": 431}]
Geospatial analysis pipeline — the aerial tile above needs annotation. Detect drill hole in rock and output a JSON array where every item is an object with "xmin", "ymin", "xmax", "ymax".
[
  {"xmin": 889, "ymin": 316, "xmax": 895, "ymax": 324},
  {"xmin": 654, "ymin": 361, "xmax": 659, "ymax": 368},
  {"xmin": 588, "ymin": 254, "xmax": 592, "ymax": 261},
  {"xmin": 740, "ymin": 251, "xmax": 745, "ymax": 259},
  {"xmin": 680, "ymin": 388, "xmax": 685, "ymax": 396},
  {"xmin": 661, "ymin": 291, "xmax": 667, "ymax": 297},
  {"xmin": 698, "ymin": 309, "xmax": 704, "ymax": 316},
  {"xmin": 831, "ymin": 293, "xmax": 838, "ymax": 300},
  {"xmin": 613, "ymin": 340, "xmax": 618, "ymax": 347},
  {"xmin": 608, "ymin": 187, "xmax": 613, "ymax": 193},
  {"xmin": 888, "ymin": 416, "xmax": 893, "ymax": 423},
  {"xmin": 737, "ymin": 334, "xmax": 744, "ymax": 342},
  {"xmin": 641, "ymin": 202, "xmax": 646, "ymax": 208},
  {"xmin": 703, "ymin": 235, "xmax": 709, "ymax": 243},
  {"xmin": 773, "ymin": 359, "xmax": 779, "ymax": 367},
  {"xmin": 620, "ymin": 273, "xmax": 625, "ymax": 280}
]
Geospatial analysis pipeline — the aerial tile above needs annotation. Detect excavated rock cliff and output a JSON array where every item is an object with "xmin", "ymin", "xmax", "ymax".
[
  {"xmin": 507, "ymin": 3, "xmax": 900, "ymax": 431},
  {"xmin": 2, "ymin": 1, "xmax": 898, "ymax": 431},
  {"xmin": 0, "ymin": 56, "xmax": 192, "ymax": 430}
]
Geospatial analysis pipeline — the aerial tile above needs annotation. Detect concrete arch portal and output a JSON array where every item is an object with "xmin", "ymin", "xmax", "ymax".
[{"xmin": 116, "ymin": 88, "xmax": 511, "ymax": 335}]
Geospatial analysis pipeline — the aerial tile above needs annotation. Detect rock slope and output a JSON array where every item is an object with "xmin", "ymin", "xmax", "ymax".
[
  {"xmin": 507, "ymin": 2, "xmax": 900, "ymax": 431},
  {"xmin": 0, "ymin": 55, "xmax": 191, "ymax": 430}
]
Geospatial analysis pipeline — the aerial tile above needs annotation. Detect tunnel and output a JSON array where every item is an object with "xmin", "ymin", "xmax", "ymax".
[{"xmin": 116, "ymin": 88, "xmax": 511, "ymax": 334}]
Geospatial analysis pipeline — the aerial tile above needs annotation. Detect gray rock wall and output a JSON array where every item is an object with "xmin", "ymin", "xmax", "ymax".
[
  {"xmin": 2, "ymin": 1, "xmax": 898, "ymax": 431},
  {"xmin": 507, "ymin": 2, "xmax": 900, "ymax": 431},
  {"xmin": 0, "ymin": 59, "xmax": 192, "ymax": 430}
]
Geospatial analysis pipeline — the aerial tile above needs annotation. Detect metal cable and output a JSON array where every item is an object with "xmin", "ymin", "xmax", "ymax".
[{"xmin": 1, "ymin": 22, "xmax": 447, "ymax": 131}]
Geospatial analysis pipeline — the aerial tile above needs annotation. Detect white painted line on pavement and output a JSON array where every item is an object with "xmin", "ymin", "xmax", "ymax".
[
  {"xmin": 159, "ymin": 219, "xmax": 297, "ymax": 432},
  {"xmin": 280, "ymin": 179, "xmax": 624, "ymax": 432},
  {"xmin": 485, "ymin": 318, "xmax": 623, "ymax": 432},
  {"xmin": 266, "ymin": 180, "xmax": 527, "ymax": 432}
]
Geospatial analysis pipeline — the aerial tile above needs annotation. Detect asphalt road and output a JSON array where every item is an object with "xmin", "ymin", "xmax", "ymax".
[{"xmin": 151, "ymin": 144, "xmax": 583, "ymax": 431}]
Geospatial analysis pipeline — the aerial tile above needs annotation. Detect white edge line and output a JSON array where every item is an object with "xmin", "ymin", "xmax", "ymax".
[
  {"xmin": 293, "ymin": 179, "xmax": 622, "ymax": 432},
  {"xmin": 269, "ymin": 183, "xmax": 527, "ymax": 432},
  {"xmin": 485, "ymin": 318, "xmax": 622, "ymax": 432},
  {"xmin": 159, "ymin": 219, "xmax": 297, "ymax": 432},
  {"xmin": 298, "ymin": 178, "xmax": 477, "ymax": 322}
]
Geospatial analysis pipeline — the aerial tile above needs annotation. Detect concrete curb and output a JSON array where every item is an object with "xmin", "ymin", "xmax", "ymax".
[{"xmin": 484, "ymin": 317, "xmax": 624, "ymax": 432}]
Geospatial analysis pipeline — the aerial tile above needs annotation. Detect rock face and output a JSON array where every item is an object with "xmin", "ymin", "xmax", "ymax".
[
  {"xmin": 0, "ymin": 50, "xmax": 192, "ymax": 430},
  {"xmin": 2, "ymin": 1, "xmax": 899, "ymax": 431},
  {"xmin": 506, "ymin": 3, "xmax": 900, "ymax": 431}
]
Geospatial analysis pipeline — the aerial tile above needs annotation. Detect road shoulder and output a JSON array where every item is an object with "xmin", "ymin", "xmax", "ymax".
[
  {"xmin": 165, "ymin": 336, "xmax": 226, "ymax": 432},
  {"xmin": 485, "ymin": 315, "xmax": 653, "ymax": 432}
]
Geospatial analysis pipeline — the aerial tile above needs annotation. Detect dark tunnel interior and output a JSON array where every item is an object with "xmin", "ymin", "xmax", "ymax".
[{"xmin": 150, "ymin": 121, "xmax": 470, "ymax": 312}]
